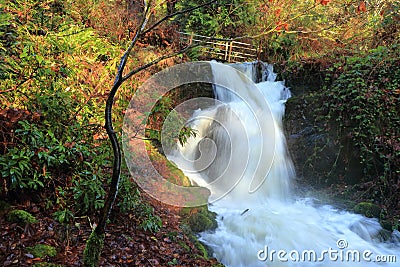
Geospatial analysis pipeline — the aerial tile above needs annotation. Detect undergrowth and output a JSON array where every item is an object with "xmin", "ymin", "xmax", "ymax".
[
  {"xmin": 0, "ymin": 0, "xmax": 164, "ymax": 232},
  {"xmin": 318, "ymin": 44, "xmax": 399, "ymax": 208}
]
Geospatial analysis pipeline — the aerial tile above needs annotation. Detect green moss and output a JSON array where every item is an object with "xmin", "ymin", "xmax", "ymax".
[
  {"xmin": 180, "ymin": 223, "xmax": 214, "ymax": 260},
  {"xmin": 178, "ymin": 240, "xmax": 191, "ymax": 252},
  {"xmin": 181, "ymin": 206, "xmax": 217, "ymax": 233},
  {"xmin": 27, "ymin": 244, "xmax": 57, "ymax": 258},
  {"xmin": 83, "ymin": 230, "xmax": 105, "ymax": 267},
  {"xmin": 188, "ymin": 212, "xmax": 217, "ymax": 233},
  {"xmin": 380, "ymin": 220, "xmax": 393, "ymax": 231},
  {"xmin": 32, "ymin": 262, "xmax": 62, "ymax": 267},
  {"xmin": 7, "ymin": 209, "xmax": 38, "ymax": 224},
  {"xmin": 146, "ymin": 142, "xmax": 191, "ymax": 186},
  {"xmin": 353, "ymin": 202, "xmax": 381, "ymax": 218},
  {"xmin": 194, "ymin": 239, "xmax": 209, "ymax": 258}
]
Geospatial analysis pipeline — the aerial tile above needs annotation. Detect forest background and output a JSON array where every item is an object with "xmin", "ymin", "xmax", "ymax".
[{"xmin": 0, "ymin": 0, "xmax": 399, "ymax": 266}]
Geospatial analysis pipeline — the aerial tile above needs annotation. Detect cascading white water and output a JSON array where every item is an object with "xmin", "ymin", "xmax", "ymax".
[{"xmin": 168, "ymin": 61, "xmax": 399, "ymax": 266}]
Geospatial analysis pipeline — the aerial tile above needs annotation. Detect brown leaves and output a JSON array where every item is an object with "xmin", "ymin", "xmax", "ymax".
[
  {"xmin": 24, "ymin": 257, "xmax": 41, "ymax": 265},
  {"xmin": 357, "ymin": 1, "xmax": 367, "ymax": 13},
  {"xmin": 0, "ymin": 194, "xmax": 220, "ymax": 266}
]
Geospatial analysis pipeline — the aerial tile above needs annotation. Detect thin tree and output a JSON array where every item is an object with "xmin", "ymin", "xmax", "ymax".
[{"xmin": 83, "ymin": 1, "xmax": 216, "ymax": 266}]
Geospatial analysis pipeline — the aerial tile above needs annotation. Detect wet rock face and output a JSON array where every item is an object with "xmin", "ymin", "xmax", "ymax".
[
  {"xmin": 283, "ymin": 84, "xmax": 363, "ymax": 188},
  {"xmin": 353, "ymin": 202, "xmax": 382, "ymax": 218}
]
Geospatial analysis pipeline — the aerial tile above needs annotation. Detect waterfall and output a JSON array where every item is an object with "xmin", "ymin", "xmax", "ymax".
[{"xmin": 167, "ymin": 61, "xmax": 400, "ymax": 267}]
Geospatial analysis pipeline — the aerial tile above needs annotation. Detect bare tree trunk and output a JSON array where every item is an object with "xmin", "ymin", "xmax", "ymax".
[
  {"xmin": 83, "ymin": 2, "xmax": 151, "ymax": 266},
  {"xmin": 82, "ymin": 1, "xmax": 216, "ymax": 266}
]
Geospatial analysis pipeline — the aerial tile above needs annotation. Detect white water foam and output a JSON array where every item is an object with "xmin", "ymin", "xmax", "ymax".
[{"xmin": 168, "ymin": 61, "xmax": 399, "ymax": 266}]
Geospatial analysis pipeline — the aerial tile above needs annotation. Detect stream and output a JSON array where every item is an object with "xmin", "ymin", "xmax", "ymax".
[{"xmin": 167, "ymin": 61, "xmax": 400, "ymax": 267}]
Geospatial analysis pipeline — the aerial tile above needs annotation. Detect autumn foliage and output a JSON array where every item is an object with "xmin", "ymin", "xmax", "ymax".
[{"xmin": 1, "ymin": 0, "xmax": 399, "ymax": 265}]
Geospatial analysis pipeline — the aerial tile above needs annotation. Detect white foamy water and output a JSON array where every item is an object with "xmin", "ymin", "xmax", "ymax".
[{"xmin": 167, "ymin": 61, "xmax": 399, "ymax": 266}]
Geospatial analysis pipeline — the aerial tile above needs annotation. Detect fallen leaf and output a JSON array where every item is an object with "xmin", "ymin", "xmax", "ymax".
[{"xmin": 357, "ymin": 1, "xmax": 367, "ymax": 13}]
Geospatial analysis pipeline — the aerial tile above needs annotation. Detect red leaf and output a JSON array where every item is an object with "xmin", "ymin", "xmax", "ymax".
[
  {"xmin": 276, "ymin": 21, "xmax": 289, "ymax": 31},
  {"xmin": 357, "ymin": 1, "xmax": 367, "ymax": 13},
  {"xmin": 284, "ymin": 23, "xmax": 289, "ymax": 31},
  {"xmin": 320, "ymin": 0, "xmax": 330, "ymax": 5}
]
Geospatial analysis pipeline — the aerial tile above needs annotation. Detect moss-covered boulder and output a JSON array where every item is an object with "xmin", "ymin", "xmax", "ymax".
[
  {"xmin": 6, "ymin": 209, "xmax": 38, "ymax": 224},
  {"xmin": 380, "ymin": 220, "xmax": 393, "ymax": 231},
  {"xmin": 182, "ymin": 206, "xmax": 217, "ymax": 233},
  {"xmin": 26, "ymin": 244, "xmax": 57, "ymax": 258},
  {"xmin": 353, "ymin": 202, "xmax": 381, "ymax": 218}
]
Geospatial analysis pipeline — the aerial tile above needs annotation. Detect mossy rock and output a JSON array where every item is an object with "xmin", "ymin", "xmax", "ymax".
[
  {"xmin": 353, "ymin": 202, "xmax": 381, "ymax": 218},
  {"xmin": 378, "ymin": 228, "xmax": 393, "ymax": 241},
  {"xmin": 7, "ymin": 209, "xmax": 38, "ymax": 224},
  {"xmin": 193, "ymin": 238, "xmax": 209, "ymax": 259},
  {"xmin": 380, "ymin": 220, "xmax": 393, "ymax": 231},
  {"xmin": 180, "ymin": 224, "xmax": 209, "ymax": 258},
  {"xmin": 27, "ymin": 244, "xmax": 57, "ymax": 258},
  {"xmin": 183, "ymin": 206, "xmax": 217, "ymax": 233},
  {"xmin": 145, "ymin": 141, "xmax": 191, "ymax": 186}
]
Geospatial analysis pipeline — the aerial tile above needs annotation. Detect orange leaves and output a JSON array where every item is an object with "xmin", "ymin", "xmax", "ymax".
[
  {"xmin": 319, "ymin": 0, "xmax": 331, "ymax": 6},
  {"xmin": 357, "ymin": 1, "xmax": 367, "ymax": 13},
  {"xmin": 276, "ymin": 21, "xmax": 289, "ymax": 31},
  {"xmin": 273, "ymin": 7, "xmax": 288, "ymax": 31},
  {"xmin": 257, "ymin": 3, "xmax": 269, "ymax": 13}
]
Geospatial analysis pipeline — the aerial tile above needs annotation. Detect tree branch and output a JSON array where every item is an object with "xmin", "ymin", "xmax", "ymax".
[
  {"xmin": 121, "ymin": 43, "xmax": 200, "ymax": 83},
  {"xmin": 141, "ymin": 0, "xmax": 217, "ymax": 37}
]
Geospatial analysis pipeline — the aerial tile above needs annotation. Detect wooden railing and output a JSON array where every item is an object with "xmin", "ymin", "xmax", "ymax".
[{"xmin": 179, "ymin": 32, "xmax": 258, "ymax": 62}]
